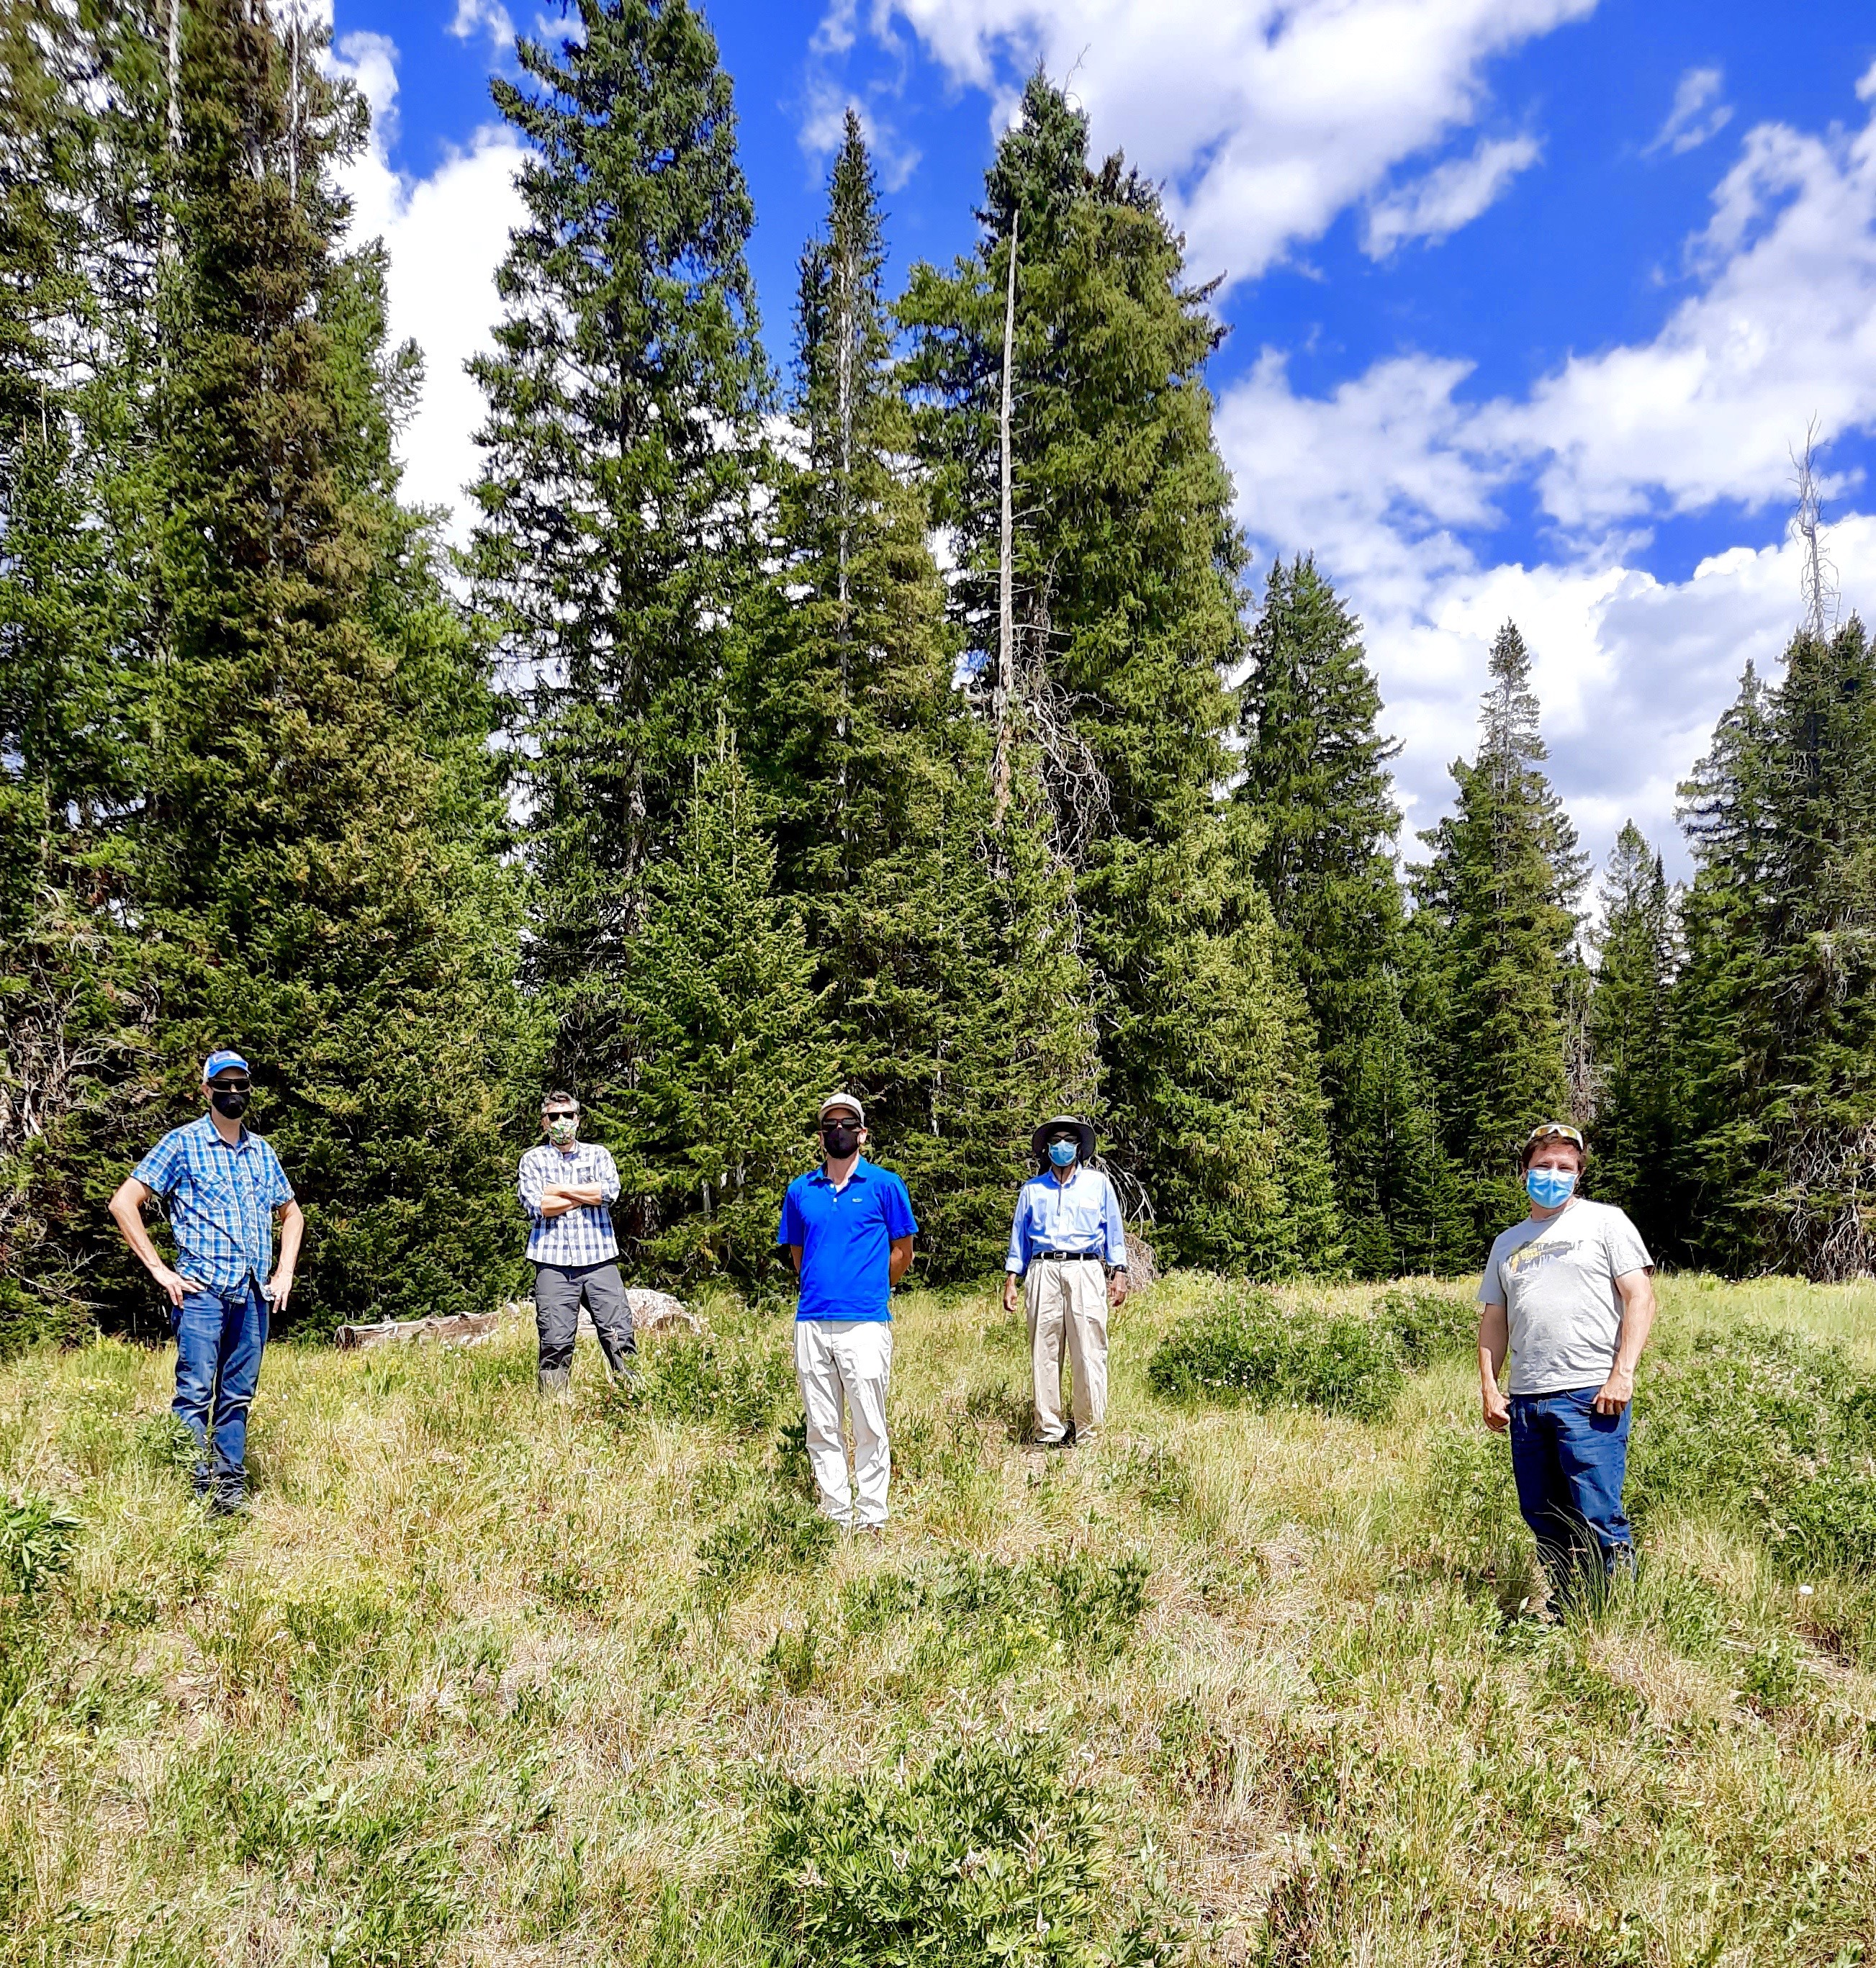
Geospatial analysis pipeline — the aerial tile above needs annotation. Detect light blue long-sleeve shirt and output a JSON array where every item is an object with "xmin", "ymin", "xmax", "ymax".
[{"xmin": 1006, "ymin": 1164, "xmax": 1127, "ymax": 1274}]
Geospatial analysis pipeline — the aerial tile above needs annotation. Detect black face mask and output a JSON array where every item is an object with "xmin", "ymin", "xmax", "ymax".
[
  {"xmin": 821, "ymin": 1124, "xmax": 860, "ymax": 1158},
  {"xmin": 210, "ymin": 1087, "xmax": 249, "ymax": 1119}
]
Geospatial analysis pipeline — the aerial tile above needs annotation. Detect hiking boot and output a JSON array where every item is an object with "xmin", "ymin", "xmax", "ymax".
[
  {"xmin": 538, "ymin": 1366, "xmax": 572, "ymax": 1396},
  {"xmin": 208, "ymin": 1481, "xmax": 249, "ymax": 1517}
]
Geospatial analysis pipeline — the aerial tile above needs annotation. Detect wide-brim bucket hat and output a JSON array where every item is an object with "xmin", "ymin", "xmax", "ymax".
[{"xmin": 1031, "ymin": 1114, "xmax": 1097, "ymax": 1164}]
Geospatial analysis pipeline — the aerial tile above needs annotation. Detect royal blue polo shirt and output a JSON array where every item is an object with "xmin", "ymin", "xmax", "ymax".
[{"xmin": 777, "ymin": 1159, "xmax": 918, "ymax": 1322}]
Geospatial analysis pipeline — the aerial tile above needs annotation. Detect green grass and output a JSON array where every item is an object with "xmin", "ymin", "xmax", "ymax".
[{"xmin": 3, "ymin": 1270, "xmax": 1875, "ymax": 1964}]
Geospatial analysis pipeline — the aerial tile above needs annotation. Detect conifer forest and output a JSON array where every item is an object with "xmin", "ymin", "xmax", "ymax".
[{"xmin": 4, "ymin": 0, "xmax": 1875, "ymax": 1349}]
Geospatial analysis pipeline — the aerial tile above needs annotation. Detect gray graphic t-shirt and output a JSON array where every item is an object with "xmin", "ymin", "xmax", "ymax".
[{"xmin": 1478, "ymin": 1199, "xmax": 1653, "ymax": 1397}]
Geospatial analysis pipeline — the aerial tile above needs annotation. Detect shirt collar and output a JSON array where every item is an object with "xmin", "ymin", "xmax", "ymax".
[
  {"xmin": 192, "ymin": 1112, "xmax": 251, "ymax": 1151},
  {"xmin": 810, "ymin": 1158, "xmax": 871, "ymax": 1186}
]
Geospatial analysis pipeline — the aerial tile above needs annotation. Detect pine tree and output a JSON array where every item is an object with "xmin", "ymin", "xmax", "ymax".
[
  {"xmin": 1674, "ymin": 662, "xmax": 1778, "ymax": 1268},
  {"xmin": 902, "ymin": 71, "xmax": 1335, "ymax": 1268},
  {"xmin": 1117, "ymin": 805, "xmax": 1342, "ymax": 1274},
  {"xmin": 129, "ymin": 0, "xmax": 527, "ymax": 1335},
  {"xmin": 609, "ymin": 734, "xmax": 835, "ymax": 1282},
  {"xmin": 1415, "ymin": 621, "xmax": 1586, "ymax": 1242},
  {"xmin": 467, "ymin": 0, "xmax": 768, "ymax": 1104},
  {"xmin": 1588, "ymin": 822, "xmax": 1678, "ymax": 1251},
  {"xmin": 1750, "ymin": 623, "xmax": 1876, "ymax": 1275},
  {"xmin": 735, "ymin": 112, "xmax": 1078, "ymax": 1278},
  {"xmin": 0, "ymin": 1, "xmax": 161, "ymax": 1347},
  {"xmin": 1237, "ymin": 554, "xmax": 1461, "ymax": 1273}
]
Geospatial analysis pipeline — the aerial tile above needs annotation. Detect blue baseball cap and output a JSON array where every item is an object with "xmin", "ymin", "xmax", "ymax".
[{"xmin": 202, "ymin": 1050, "xmax": 250, "ymax": 1083}]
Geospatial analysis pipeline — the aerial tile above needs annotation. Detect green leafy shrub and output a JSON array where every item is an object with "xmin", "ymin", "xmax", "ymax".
[
  {"xmin": 844, "ymin": 1547, "xmax": 1150, "ymax": 1671},
  {"xmin": 1145, "ymin": 1289, "xmax": 1402, "ymax": 1421},
  {"xmin": 1629, "ymin": 1324, "xmax": 1876, "ymax": 1574},
  {"xmin": 620, "ymin": 1326, "xmax": 793, "ymax": 1437},
  {"xmin": 0, "ymin": 1493, "xmax": 80, "ymax": 1620},
  {"xmin": 698, "ymin": 1487, "xmax": 836, "ymax": 1596},
  {"xmin": 1374, "ymin": 1288, "xmax": 1477, "ymax": 1370},
  {"xmin": 763, "ymin": 1733, "xmax": 1180, "ymax": 1967}
]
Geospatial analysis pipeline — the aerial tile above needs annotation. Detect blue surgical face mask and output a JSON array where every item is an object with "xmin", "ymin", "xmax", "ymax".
[
  {"xmin": 1047, "ymin": 1140, "xmax": 1078, "ymax": 1169},
  {"xmin": 1525, "ymin": 1166, "xmax": 1577, "ymax": 1209}
]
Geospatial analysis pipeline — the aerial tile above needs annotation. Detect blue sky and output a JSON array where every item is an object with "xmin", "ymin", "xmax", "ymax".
[{"xmin": 325, "ymin": 0, "xmax": 1876, "ymax": 885}]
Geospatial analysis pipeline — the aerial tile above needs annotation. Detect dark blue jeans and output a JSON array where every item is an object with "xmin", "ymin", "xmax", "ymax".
[
  {"xmin": 1508, "ymin": 1386, "xmax": 1634, "ymax": 1593},
  {"xmin": 172, "ymin": 1281, "xmax": 269, "ymax": 1493}
]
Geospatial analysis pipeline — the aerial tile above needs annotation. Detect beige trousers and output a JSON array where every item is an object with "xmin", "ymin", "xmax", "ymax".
[
  {"xmin": 1025, "ymin": 1260, "xmax": 1109, "ymax": 1443},
  {"xmin": 795, "ymin": 1319, "xmax": 893, "ymax": 1528}
]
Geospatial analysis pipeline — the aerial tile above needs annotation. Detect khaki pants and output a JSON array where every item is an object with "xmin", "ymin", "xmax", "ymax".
[
  {"xmin": 1026, "ymin": 1260, "xmax": 1108, "ymax": 1443},
  {"xmin": 795, "ymin": 1319, "xmax": 893, "ymax": 1528}
]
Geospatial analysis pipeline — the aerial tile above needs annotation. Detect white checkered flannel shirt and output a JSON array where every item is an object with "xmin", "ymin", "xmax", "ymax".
[{"xmin": 518, "ymin": 1141, "xmax": 621, "ymax": 1266}]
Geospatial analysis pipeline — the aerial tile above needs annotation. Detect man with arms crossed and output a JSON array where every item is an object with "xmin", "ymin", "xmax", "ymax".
[
  {"xmin": 109, "ymin": 1050, "xmax": 303, "ymax": 1513},
  {"xmin": 1003, "ymin": 1114, "xmax": 1128, "ymax": 1448},
  {"xmin": 777, "ymin": 1093, "xmax": 916, "ymax": 1536},
  {"xmin": 1479, "ymin": 1121, "xmax": 1657, "ymax": 1599},
  {"xmin": 518, "ymin": 1091, "xmax": 637, "ymax": 1392}
]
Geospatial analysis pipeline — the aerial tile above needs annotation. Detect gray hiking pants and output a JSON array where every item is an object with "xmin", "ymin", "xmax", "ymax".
[{"xmin": 533, "ymin": 1260, "xmax": 636, "ymax": 1384}]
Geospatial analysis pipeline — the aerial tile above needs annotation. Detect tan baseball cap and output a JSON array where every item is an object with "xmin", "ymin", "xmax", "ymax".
[{"xmin": 817, "ymin": 1092, "xmax": 866, "ymax": 1127}]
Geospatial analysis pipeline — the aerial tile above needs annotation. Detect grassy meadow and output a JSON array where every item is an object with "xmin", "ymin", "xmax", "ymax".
[{"xmin": 4, "ymin": 1270, "xmax": 1875, "ymax": 1966}]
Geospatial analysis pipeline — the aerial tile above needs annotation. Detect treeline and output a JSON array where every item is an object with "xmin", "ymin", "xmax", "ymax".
[{"xmin": 3, "ymin": 1, "xmax": 1872, "ymax": 1345}]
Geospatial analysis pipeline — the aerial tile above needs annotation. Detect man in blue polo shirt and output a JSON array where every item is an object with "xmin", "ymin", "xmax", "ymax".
[
  {"xmin": 108, "ymin": 1050, "xmax": 304, "ymax": 1512},
  {"xmin": 777, "ymin": 1092, "xmax": 916, "ymax": 1535}
]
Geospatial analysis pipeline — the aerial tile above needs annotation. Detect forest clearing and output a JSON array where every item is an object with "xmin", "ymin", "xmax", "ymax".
[{"xmin": 4, "ymin": 1269, "xmax": 1875, "ymax": 1966}]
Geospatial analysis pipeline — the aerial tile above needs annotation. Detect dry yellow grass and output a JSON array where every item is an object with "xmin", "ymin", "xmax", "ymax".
[{"xmin": 2, "ymin": 1270, "xmax": 1874, "ymax": 1964}]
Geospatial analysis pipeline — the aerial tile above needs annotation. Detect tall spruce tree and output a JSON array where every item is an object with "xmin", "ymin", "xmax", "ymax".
[
  {"xmin": 737, "ymin": 113, "xmax": 1078, "ymax": 1278},
  {"xmin": 1674, "ymin": 660, "xmax": 1778, "ymax": 1269},
  {"xmin": 1237, "ymin": 555, "xmax": 1464, "ymax": 1273},
  {"xmin": 467, "ymin": 0, "xmax": 768, "ymax": 1111},
  {"xmin": 1754, "ymin": 619, "xmax": 1876, "ymax": 1275},
  {"xmin": 902, "ymin": 71, "xmax": 1338, "ymax": 1270},
  {"xmin": 1588, "ymin": 822, "xmax": 1679, "ymax": 1252},
  {"xmin": 0, "ymin": 0, "xmax": 156, "ymax": 1347},
  {"xmin": 1415, "ymin": 621, "xmax": 1587, "ymax": 1242},
  {"xmin": 129, "ymin": 0, "xmax": 526, "ymax": 1335},
  {"xmin": 609, "ymin": 734, "xmax": 835, "ymax": 1281},
  {"xmin": 1679, "ymin": 623, "xmax": 1876, "ymax": 1277}
]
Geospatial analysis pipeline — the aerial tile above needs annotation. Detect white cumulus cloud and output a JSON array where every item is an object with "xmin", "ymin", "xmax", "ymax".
[
  {"xmin": 448, "ymin": 0, "xmax": 515, "ymax": 58},
  {"xmin": 1646, "ymin": 64, "xmax": 1731, "ymax": 156},
  {"xmin": 1362, "ymin": 134, "xmax": 1541, "ymax": 257},
  {"xmin": 329, "ymin": 28, "xmax": 527, "ymax": 533},
  {"xmin": 1219, "ymin": 75, "xmax": 1876, "ymax": 870},
  {"xmin": 863, "ymin": 0, "xmax": 1594, "ymax": 285}
]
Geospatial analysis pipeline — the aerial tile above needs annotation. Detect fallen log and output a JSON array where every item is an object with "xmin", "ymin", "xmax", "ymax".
[
  {"xmin": 333, "ymin": 1309, "xmax": 502, "ymax": 1351},
  {"xmin": 501, "ymin": 1289, "xmax": 701, "ymax": 1337}
]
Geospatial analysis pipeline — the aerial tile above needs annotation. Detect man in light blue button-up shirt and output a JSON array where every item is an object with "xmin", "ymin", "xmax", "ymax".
[{"xmin": 1002, "ymin": 1114, "xmax": 1129, "ymax": 1447}]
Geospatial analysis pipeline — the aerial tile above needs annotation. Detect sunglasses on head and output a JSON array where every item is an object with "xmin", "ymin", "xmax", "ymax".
[{"xmin": 1524, "ymin": 1122, "xmax": 1584, "ymax": 1150}]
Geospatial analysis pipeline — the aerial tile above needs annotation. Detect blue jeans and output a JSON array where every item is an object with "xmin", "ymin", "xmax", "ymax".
[
  {"xmin": 1507, "ymin": 1386, "xmax": 1634, "ymax": 1592},
  {"xmin": 172, "ymin": 1281, "xmax": 269, "ymax": 1492}
]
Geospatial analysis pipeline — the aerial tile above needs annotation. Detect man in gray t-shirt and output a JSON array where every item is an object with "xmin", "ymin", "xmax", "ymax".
[{"xmin": 1478, "ymin": 1122, "xmax": 1657, "ymax": 1599}]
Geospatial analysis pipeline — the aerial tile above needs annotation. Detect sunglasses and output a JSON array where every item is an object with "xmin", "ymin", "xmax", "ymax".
[
  {"xmin": 1524, "ymin": 1123, "xmax": 1584, "ymax": 1150},
  {"xmin": 209, "ymin": 1078, "xmax": 251, "ymax": 1093},
  {"xmin": 544, "ymin": 1111, "xmax": 578, "ymax": 1124},
  {"xmin": 819, "ymin": 1119, "xmax": 862, "ymax": 1135}
]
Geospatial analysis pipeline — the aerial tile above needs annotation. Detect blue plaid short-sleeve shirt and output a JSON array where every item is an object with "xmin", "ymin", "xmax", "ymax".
[{"xmin": 132, "ymin": 1115, "xmax": 295, "ymax": 1291}]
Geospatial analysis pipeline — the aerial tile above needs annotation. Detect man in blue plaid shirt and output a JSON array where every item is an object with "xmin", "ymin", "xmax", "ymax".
[
  {"xmin": 109, "ymin": 1049, "xmax": 304, "ymax": 1512},
  {"xmin": 518, "ymin": 1091, "xmax": 636, "ymax": 1392}
]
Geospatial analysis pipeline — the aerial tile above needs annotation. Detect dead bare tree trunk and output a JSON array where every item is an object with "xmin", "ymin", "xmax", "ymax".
[
  {"xmin": 992, "ymin": 212, "xmax": 1018, "ymax": 831},
  {"xmin": 1791, "ymin": 417, "xmax": 1838, "ymax": 641}
]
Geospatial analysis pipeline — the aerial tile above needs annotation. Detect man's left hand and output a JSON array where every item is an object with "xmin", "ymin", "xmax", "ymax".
[
  {"xmin": 1108, "ymin": 1270, "xmax": 1129, "ymax": 1310},
  {"xmin": 1592, "ymin": 1366, "xmax": 1634, "ymax": 1415},
  {"xmin": 265, "ymin": 1268, "xmax": 295, "ymax": 1312}
]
